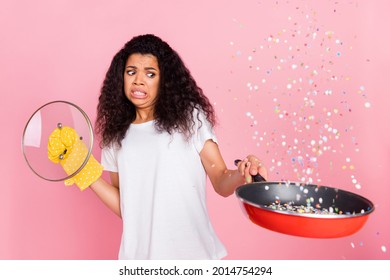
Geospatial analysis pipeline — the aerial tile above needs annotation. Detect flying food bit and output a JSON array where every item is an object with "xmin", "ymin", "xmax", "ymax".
[{"xmin": 351, "ymin": 175, "xmax": 362, "ymax": 190}]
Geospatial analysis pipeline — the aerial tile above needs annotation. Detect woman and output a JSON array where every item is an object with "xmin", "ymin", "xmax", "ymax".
[{"xmin": 90, "ymin": 34, "xmax": 267, "ymax": 259}]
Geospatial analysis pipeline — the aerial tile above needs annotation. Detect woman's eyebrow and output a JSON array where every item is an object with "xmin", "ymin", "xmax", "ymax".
[
  {"xmin": 125, "ymin": 65, "xmax": 157, "ymax": 71},
  {"xmin": 144, "ymin": 67, "xmax": 158, "ymax": 71}
]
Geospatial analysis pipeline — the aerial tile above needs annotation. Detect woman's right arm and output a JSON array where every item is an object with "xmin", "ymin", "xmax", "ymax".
[{"xmin": 90, "ymin": 172, "xmax": 121, "ymax": 218}]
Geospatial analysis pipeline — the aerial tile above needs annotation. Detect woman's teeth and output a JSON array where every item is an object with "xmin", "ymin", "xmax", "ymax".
[{"xmin": 133, "ymin": 91, "xmax": 146, "ymax": 96}]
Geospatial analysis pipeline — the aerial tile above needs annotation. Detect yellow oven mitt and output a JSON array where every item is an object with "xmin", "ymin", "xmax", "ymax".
[{"xmin": 47, "ymin": 125, "xmax": 103, "ymax": 191}]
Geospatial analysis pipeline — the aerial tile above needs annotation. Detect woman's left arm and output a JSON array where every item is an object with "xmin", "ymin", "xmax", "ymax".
[{"xmin": 200, "ymin": 139, "xmax": 268, "ymax": 197}]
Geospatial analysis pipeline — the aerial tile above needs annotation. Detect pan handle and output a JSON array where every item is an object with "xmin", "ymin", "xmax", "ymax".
[{"xmin": 234, "ymin": 159, "xmax": 266, "ymax": 182}]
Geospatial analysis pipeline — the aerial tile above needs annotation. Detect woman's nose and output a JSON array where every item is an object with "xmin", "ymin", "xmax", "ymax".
[{"xmin": 133, "ymin": 74, "xmax": 144, "ymax": 85}]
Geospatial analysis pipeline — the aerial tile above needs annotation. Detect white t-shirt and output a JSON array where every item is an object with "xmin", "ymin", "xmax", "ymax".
[{"xmin": 101, "ymin": 111, "xmax": 227, "ymax": 259}]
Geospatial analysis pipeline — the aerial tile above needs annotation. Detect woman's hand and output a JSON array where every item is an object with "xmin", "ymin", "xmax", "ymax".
[
  {"xmin": 235, "ymin": 155, "xmax": 268, "ymax": 183},
  {"xmin": 47, "ymin": 125, "xmax": 103, "ymax": 191}
]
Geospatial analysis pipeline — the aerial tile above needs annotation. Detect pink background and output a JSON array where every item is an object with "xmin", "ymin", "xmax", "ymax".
[{"xmin": 1, "ymin": 0, "xmax": 389, "ymax": 259}]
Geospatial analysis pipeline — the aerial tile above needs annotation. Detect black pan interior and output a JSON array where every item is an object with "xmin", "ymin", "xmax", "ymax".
[{"xmin": 236, "ymin": 182, "xmax": 374, "ymax": 215}]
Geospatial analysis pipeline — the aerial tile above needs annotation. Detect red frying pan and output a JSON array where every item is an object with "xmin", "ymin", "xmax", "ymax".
[{"xmin": 234, "ymin": 161, "xmax": 374, "ymax": 238}]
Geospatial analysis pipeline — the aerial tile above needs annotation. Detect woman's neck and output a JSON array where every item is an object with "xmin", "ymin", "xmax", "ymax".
[{"xmin": 133, "ymin": 109, "xmax": 155, "ymax": 124}]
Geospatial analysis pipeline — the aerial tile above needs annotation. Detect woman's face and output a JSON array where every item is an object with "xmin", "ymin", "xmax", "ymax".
[{"xmin": 123, "ymin": 53, "xmax": 160, "ymax": 113}]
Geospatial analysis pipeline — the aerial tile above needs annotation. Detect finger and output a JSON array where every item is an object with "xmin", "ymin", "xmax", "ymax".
[
  {"xmin": 250, "ymin": 161, "xmax": 261, "ymax": 176},
  {"xmin": 246, "ymin": 156, "xmax": 262, "ymax": 176},
  {"xmin": 237, "ymin": 158, "xmax": 248, "ymax": 176},
  {"xmin": 244, "ymin": 161, "xmax": 253, "ymax": 183}
]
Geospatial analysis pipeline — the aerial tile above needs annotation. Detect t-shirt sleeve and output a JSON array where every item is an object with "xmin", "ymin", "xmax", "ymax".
[
  {"xmin": 101, "ymin": 145, "xmax": 118, "ymax": 172},
  {"xmin": 193, "ymin": 110, "xmax": 218, "ymax": 153}
]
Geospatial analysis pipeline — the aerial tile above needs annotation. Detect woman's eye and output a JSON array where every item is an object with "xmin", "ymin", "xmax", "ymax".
[
  {"xmin": 127, "ymin": 70, "xmax": 136, "ymax": 75},
  {"xmin": 146, "ymin": 72, "xmax": 156, "ymax": 78}
]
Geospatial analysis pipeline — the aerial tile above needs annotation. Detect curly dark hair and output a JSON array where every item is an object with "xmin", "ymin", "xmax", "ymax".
[{"xmin": 95, "ymin": 34, "xmax": 216, "ymax": 148}]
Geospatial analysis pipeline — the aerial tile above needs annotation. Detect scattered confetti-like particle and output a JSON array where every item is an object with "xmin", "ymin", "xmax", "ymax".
[
  {"xmin": 381, "ymin": 246, "xmax": 387, "ymax": 253},
  {"xmin": 236, "ymin": 5, "xmax": 371, "ymax": 188}
]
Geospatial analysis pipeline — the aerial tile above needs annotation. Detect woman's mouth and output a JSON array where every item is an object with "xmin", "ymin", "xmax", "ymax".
[{"xmin": 131, "ymin": 90, "xmax": 147, "ymax": 98}]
